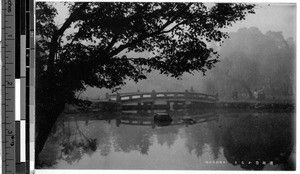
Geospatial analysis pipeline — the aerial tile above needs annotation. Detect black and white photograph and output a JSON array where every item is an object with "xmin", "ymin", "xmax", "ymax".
[{"xmin": 35, "ymin": 1, "xmax": 296, "ymax": 171}]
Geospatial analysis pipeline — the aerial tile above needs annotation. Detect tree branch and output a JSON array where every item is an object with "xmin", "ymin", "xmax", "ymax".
[
  {"xmin": 105, "ymin": 35, "xmax": 119, "ymax": 53},
  {"xmin": 107, "ymin": 4, "xmax": 192, "ymax": 57},
  {"xmin": 161, "ymin": 20, "xmax": 186, "ymax": 34},
  {"xmin": 47, "ymin": 3, "xmax": 88, "ymax": 73}
]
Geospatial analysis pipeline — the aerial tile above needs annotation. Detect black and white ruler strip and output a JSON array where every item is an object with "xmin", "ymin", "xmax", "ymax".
[
  {"xmin": 2, "ymin": 0, "xmax": 34, "ymax": 173},
  {"xmin": 2, "ymin": 0, "xmax": 16, "ymax": 173}
]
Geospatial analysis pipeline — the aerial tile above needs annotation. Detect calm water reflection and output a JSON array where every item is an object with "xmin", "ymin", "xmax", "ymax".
[{"xmin": 38, "ymin": 110, "xmax": 295, "ymax": 170}]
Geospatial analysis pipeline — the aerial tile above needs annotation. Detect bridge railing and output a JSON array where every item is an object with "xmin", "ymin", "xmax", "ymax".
[{"xmin": 106, "ymin": 90, "xmax": 218, "ymax": 102}]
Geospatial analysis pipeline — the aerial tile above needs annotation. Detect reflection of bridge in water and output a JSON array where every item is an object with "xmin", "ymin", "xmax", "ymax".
[
  {"xmin": 115, "ymin": 112, "xmax": 219, "ymax": 127},
  {"xmin": 67, "ymin": 111, "xmax": 219, "ymax": 128},
  {"xmin": 105, "ymin": 91, "xmax": 218, "ymax": 112}
]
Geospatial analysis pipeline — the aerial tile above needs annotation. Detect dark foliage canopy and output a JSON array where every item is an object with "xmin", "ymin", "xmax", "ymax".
[{"xmin": 36, "ymin": 2, "xmax": 255, "ymax": 105}]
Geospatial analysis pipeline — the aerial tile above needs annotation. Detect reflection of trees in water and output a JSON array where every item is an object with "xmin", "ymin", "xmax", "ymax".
[
  {"xmin": 38, "ymin": 116, "xmax": 99, "ymax": 168},
  {"xmin": 181, "ymin": 112, "xmax": 295, "ymax": 171},
  {"xmin": 222, "ymin": 113, "xmax": 294, "ymax": 170},
  {"xmin": 207, "ymin": 121, "xmax": 223, "ymax": 160},
  {"xmin": 39, "ymin": 111, "xmax": 294, "ymax": 170},
  {"xmin": 155, "ymin": 126, "xmax": 179, "ymax": 148},
  {"xmin": 112, "ymin": 120, "xmax": 180, "ymax": 154},
  {"xmin": 183, "ymin": 121, "xmax": 222, "ymax": 159},
  {"xmin": 112, "ymin": 125, "xmax": 154, "ymax": 155},
  {"xmin": 59, "ymin": 119, "xmax": 98, "ymax": 164}
]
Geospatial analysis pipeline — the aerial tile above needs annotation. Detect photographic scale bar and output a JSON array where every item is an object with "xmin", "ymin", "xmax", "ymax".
[{"xmin": 2, "ymin": 0, "xmax": 34, "ymax": 173}]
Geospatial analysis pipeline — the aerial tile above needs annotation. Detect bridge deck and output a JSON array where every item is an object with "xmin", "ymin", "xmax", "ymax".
[{"xmin": 106, "ymin": 91, "xmax": 218, "ymax": 104}]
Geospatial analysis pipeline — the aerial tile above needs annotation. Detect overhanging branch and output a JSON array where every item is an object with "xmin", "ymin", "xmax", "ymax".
[{"xmin": 107, "ymin": 4, "xmax": 192, "ymax": 57}]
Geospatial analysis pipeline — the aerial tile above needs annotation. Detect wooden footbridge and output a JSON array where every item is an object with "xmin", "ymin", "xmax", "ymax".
[
  {"xmin": 106, "ymin": 90, "xmax": 218, "ymax": 103},
  {"xmin": 102, "ymin": 90, "xmax": 218, "ymax": 111}
]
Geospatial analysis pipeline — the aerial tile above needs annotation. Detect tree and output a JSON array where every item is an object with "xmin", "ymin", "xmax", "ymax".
[
  {"xmin": 204, "ymin": 27, "xmax": 295, "ymax": 99},
  {"xmin": 35, "ymin": 2, "xmax": 255, "ymax": 162},
  {"xmin": 221, "ymin": 53, "xmax": 260, "ymax": 98}
]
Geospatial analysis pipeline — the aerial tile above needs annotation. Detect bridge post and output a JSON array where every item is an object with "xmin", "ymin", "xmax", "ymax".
[
  {"xmin": 151, "ymin": 90, "xmax": 156, "ymax": 98},
  {"xmin": 105, "ymin": 93, "xmax": 110, "ymax": 101},
  {"xmin": 184, "ymin": 90, "xmax": 189, "ymax": 112},
  {"xmin": 167, "ymin": 101, "xmax": 171, "ymax": 111},
  {"xmin": 173, "ymin": 101, "xmax": 178, "ymax": 111},
  {"xmin": 144, "ymin": 102, "xmax": 150, "ymax": 114},
  {"xmin": 116, "ymin": 93, "xmax": 121, "ymax": 102},
  {"xmin": 151, "ymin": 90, "xmax": 156, "ymax": 113},
  {"xmin": 183, "ymin": 90, "xmax": 189, "ymax": 110},
  {"xmin": 138, "ymin": 90, "xmax": 143, "ymax": 100},
  {"xmin": 151, "ymin": 102, "xmax": 154, "ymax": 114},
  {"xmin": 137, "ymin": 102, "xmax": 141, "ymax": 113}
]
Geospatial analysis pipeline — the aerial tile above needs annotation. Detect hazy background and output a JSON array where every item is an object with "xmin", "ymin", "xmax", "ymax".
[
  {"xmin": 62, "ymin": 3, "xmax": 296, "ymax": 100},
  {"xmin": 0, "ymin": 1, "xmax": 297, "ymax": 173}
]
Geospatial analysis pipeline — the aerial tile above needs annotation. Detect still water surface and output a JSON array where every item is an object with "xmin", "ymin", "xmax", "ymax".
[{"xmin": 38, "ymin": 110, "xmax": 295, "ymax": 170}]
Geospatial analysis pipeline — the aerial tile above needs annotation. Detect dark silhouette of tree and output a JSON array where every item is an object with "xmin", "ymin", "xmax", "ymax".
[{"xmin": 35, "ymin": 2, "xmax": 255, "ymax": 162}]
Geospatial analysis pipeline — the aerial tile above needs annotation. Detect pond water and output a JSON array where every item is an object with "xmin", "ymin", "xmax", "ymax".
[{"xmin": 38, "ymin": 110, "xmax": 295, "ymax": 170}]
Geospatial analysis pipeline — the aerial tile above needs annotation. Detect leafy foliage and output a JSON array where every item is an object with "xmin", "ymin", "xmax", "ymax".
[{"xmin": 36, "ymin": 2, "xmax": 255, "ymax": 104}]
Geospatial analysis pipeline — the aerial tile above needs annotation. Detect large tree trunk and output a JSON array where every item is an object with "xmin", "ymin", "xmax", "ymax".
[
  {"xmin": 35, "ymin": 88, "xmax": 66, "ymax": 166},
  {"xmin": 35, "ymin": 4, "xmax": 89, "ymax": 166},
  {"xmin": 35, "ymin": 104, "xmax": 65, "ymax": 165}
]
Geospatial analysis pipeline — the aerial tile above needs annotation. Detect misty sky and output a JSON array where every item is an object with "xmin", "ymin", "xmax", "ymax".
[
  {"xmin": 52, "ymin": 2, "xmax": 296, "ymax": 39},
  {"xmin": 224, "ymin": 3, "xmax": 296, "ymax": 39}
]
